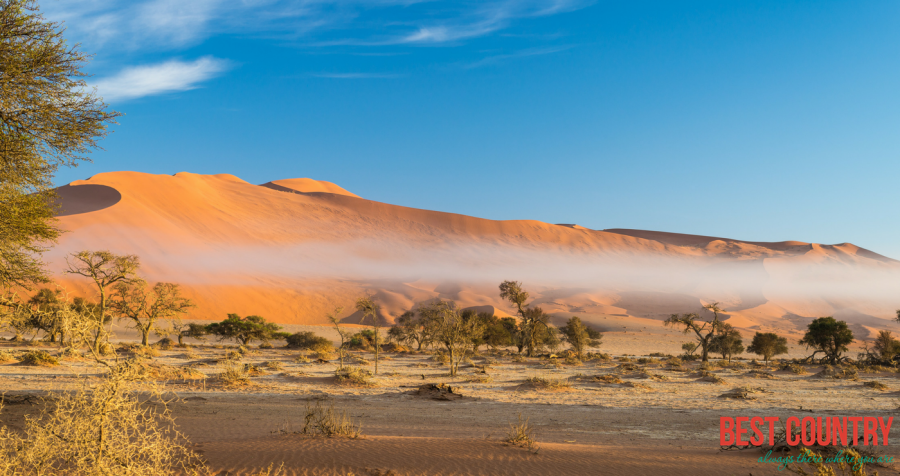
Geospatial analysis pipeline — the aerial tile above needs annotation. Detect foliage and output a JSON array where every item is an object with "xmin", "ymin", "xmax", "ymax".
[
  {"xmin": 356, "ymin": 295, "xmax": 382, "ymax": 374},
  {"xmin": 799, "ymin": 316, "xmax": 854, "ymax": 365},
  {"xmin": 747, "ymin": 332, "xmax": 789, "ymax": 367},
  {"xmin": 419, "ymin": 300, "xmax": 484, "ymax": 376},
  {"xmin": 110, "ymin": 280, "xmax": 194, "ymax": 346},
  {"xmin": 0, "ymin": 0, "xmax": 120, "ymax": 290},
  {"xmin": 388, "ymin": 310, "xmax": 433, "ymax": 351},
  {"xmin": 709, "ymin": 323, "xmax": 744, "ymax": 362},
  {"xmin": 66, "ymin": 251, "xmax": 141, "ymax": 353},
  {"xmin": 865, "ymin": 330, "xmax": 900, "ymax": 364},
  {"xmin": 206, "ymin": 313, "xmax": 282, "ymax": 346},
  {"xmin": 664, "ymin": 302, "xmax": 726, "ymax": 362},
  {"xmin": 559, "ymin": 316, "xmax": 602, "ymax": 358},
  {"xmin": 285, "ymin": 331, "xmax": 333, "ymax": 353}
]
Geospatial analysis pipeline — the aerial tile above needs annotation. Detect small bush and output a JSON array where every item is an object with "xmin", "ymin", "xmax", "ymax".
[
  {"xmin": 262, "ymin": 360, "xmax": 284, "ymax": 371},
  {"xmin": 294, "ymin": 354, "xmax": 311, "ymax": 364},
  {"xmin": 335, "ymin": 366, "xmax": 374, "ymax": 386},
  {"xmin": 0, "ymin": 350, "xmax": 17, "ymax": 362},
  {"xmin": 778, "ymin": 362, "xmax": 807, "ymax": 374},
  {"xmin": 285, "ymin": 332, "xmax": 333, "ymax": 352},
  {"xmin": 523, "ymin": 375, "xmax": 572, "ymax": 391},
  {"xmin": 218, "ymin": 360, "xmax": 251, "ymax": 387},
  {"xmin": 299, "ymin": 401, "xmax": 361, "ymax": 438},
  {"xmin": 17, "ymin": 351, "xmax": 59, "ymax": 367},
  {"xmin": 134, "ymin": 346, "xmax": 160, "ymax": 359},
  {"xmin": 258, "ymin": 342, "xmax": 274, "ymax": 349},
  {"xmin": 864, "ymin": 380, "xmax": 888, "ymax": 391},
  {"xmin": 504, "ymin": 414, "xmax": 540, "ymax": 454},
  {"xmin": 593, "ymin": 374, "xmax": 623, "ymax": 384}
]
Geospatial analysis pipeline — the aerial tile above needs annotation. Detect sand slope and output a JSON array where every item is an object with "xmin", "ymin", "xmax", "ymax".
[{"xmin": 44, "ymin": 172, "xmax": 900, "ymax": 335}]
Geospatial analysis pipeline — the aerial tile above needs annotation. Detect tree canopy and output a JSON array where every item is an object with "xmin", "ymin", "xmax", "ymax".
[
  {"xmin": 799, "ymin": 316, "xmax": 853, "ymax": 365},
  {"xmin": 206, "ymin": 314, "xmax": 282, "ymax": 346},
  {"xmin": 1, "ymin": 1, "xmax": 120, "ymax": 289}
]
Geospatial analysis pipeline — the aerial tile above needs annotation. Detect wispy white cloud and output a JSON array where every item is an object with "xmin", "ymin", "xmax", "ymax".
[
  {"xmin": 463, "ymin": 45, "xmax": 573, "ymax": 68},
  {"xmin": 93, "ymin": 57, "xmax": 230, "ymax": 102},
  {"xmin": 44, "ymin": 0, "xmax": 594, "ymax": 51},
  {"xmin": 310, "ymin": 72, "xmax": 403, "ymax": 79}
]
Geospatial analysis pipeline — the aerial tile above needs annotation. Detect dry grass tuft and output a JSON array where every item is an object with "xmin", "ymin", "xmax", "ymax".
[
  {"xmin": 863, "ymin": 380, "xmax": 889, "ymax": 391},
  {"xmin": 217, "ymin": 360, "xmax": 252, "ymax": 387},
  {"xmin": 523, "ymin": 375, "xmax": 572, "ymax": 391},
  {"xmin": 0, "ymin": 350, "xmax": 17, "ymax": 362},
  {"xmin": 466, "ymin": 374, "xmax": 493, "ymax": 384},
  {"xmin": 503, "ymin": 414, "xmax": 540, "ymax": 454},
  {"xmin": 593, "ymin": 374, "xmax": 624, "ymax": 384},
  {"xmin": 335, "ymin": 366, "xmax": 375, "ymax": 387},
  {"xmin": 295, "ymin": 401, "xmax": 361, "ymax": 438},
  {"xmin": 778, "ymin": 362, "xmax": 807, "ymax": 374},
  {"xmin": 262, "ymin": 360, "xmax": 284, "ymax": 371},
  {"xmin": 16, "ymin": 350, "xmax": 59, "ymax": 367},
  {"xmin": 718, "ymin": 386, "xmax": 769, "ymax": 400}
]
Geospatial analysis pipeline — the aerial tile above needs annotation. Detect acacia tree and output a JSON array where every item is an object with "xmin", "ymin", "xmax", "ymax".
[
  {"xmin": 389, "ymin": 310, "xmax": 433, "ymax": 351},
  {"xmin": 206, "ymin": 314, "xmax": 282, "ymax": 346},
  {"xmin": 664, "ymin": 302, "xmax": 726, "ymax": 362},
  {"xmin": 109, "ymin": 280, "xmax": 195, "ymax": 346},
  {"xmin": 709, "ymin": 323, "xmax": 744, "ymax": 362},
  {"xmin": 421, "ymin": 300, "xmax": 484, "ymax": 377},
  {"xmin": 747, "ymin": 332, "xmax": 788, "ymax": 367},
  {"xmin": 355, "ymin": 296, "xmax": 382, "ymax": 374},
  {"xmin": 0, "ymin": 1, "xmax": 120, "ymax": 291},
  {"xmin": 799, "ymin": 316, "xmax": 853, "ymax": 365},
  {"xmin": 560, "ymin": 316, "xmax": 602, "ymax": 359},
  {"xmin": 499, "ymin": 280, "xmax": 554, "ymax": 356},
  {"xmin": 869, "ymin": 330, "xmax": 900, "ymax": 363},
  {"xmin": 26, "ymin": 287, "xmax": 64, "ymax": 342},
  {"xmin": 66, "ymin": 251, "xmax": 140, "ymax": 352}
]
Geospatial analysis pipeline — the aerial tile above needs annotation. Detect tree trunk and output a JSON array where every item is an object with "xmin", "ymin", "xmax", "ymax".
[{"xmin": 141, "ymin": 328, "xmax": 149, "ymax": 346}]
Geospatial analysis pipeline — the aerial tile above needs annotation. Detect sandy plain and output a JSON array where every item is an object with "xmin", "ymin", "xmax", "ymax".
[{"xmin": 2, "ymin": 325, "xmax": 900, "ymax": 476}]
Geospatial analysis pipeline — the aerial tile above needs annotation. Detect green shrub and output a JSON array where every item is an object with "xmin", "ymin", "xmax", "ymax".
[{"xmin": 285, "ymin": 332, "xmax": 333, "ymax": 352}]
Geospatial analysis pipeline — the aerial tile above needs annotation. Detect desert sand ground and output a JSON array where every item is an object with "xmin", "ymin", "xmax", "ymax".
[{"xmin": 2, "ymin": 324, "xmax": 900, "ymax": 475}]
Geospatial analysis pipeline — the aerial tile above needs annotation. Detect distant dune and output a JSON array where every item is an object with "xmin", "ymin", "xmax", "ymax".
[{"xmin": 44, "ymin": 172, "xmax": 900, "ymax": 339}]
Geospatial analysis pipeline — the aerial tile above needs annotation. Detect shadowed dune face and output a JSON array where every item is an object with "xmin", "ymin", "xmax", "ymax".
[
  {"xmin": 53, "ymin": 184, "xmax": 122, "ymax": 216},
  {"xmin": 42, "ymin": 172, "xmax": 900, "ymax": 333}
]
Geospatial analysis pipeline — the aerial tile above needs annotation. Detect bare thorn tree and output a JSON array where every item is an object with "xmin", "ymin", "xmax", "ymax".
[
  {"xmin": 66, "ymin": 251, "xmax": 140, "ymax": 353},
  {"xmin": 110, "ymin": 280, "xmax": 195, "ymax": 346},
  {"xmin": 327, "ymin": 307, "xmax": 349, "ymax": 370}
]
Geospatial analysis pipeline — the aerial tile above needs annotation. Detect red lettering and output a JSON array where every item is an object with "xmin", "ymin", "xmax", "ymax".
[
  {"xmin": 765, "ymin": 417, "xmax": 780, "ymax": 446},
  {"xmin": 849, "ymin": 417, "xmax": 863, "ymax": 445},
  {"xmin": 879, "ymin": 417, "xmax": 893, "ymax": 446},
  {"xmin": 720, "ymin": 417, "xmax": 736, "ymax": 445},
  {"xmin": 815, "ymin": 417, "xmax": 831, "ymax": 446},
  {"xmin": 750, "ymin": 417, "xmax": 765, "ymax": 446},
  {"xmin": 864, "ymin": 417, "xmax": 878, "ymax": 446},
  {"xmin": 801, "ymin": 417, "xmax": 816, "ymax": 446},
  {"xmin": 832, "ymin": 417, "xmax": 849, "ymax": 446},
  {"xmin": 736, "ymin": 416, "xmax": 750, "ymax": 446},
  {"xmin": 786, "ymin": 417, "xmax": 801, "ymax": 446}
]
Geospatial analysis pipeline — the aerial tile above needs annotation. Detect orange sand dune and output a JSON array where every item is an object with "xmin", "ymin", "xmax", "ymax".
[{"xmin": 44, "ymin": 172, "xmax": 900, "ymax": 333}]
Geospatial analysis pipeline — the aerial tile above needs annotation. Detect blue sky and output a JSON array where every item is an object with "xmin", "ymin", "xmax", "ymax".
[{"xmin": 46, "ymin": 1, "xmax": 900, "ymax": 258}]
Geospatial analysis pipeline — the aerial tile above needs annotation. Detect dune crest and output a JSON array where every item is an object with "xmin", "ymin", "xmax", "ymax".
[{"xmin": 43, "ymin": 171, "xmax": 900, "ymax": 332}]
